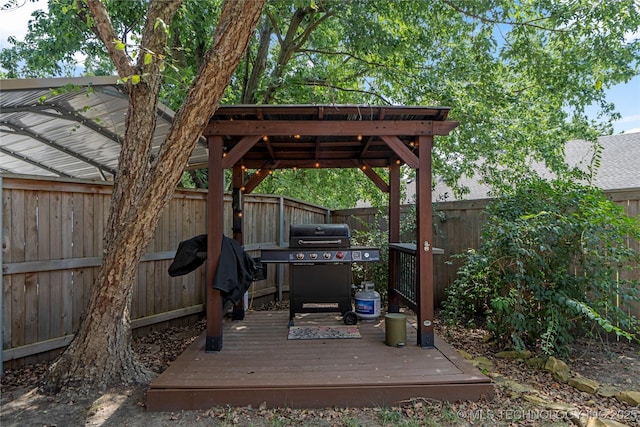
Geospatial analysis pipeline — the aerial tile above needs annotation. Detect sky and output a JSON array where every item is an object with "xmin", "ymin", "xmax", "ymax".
[{"xmin": 1, "ymin": 1, "xmax": 639, "ymax": 134}]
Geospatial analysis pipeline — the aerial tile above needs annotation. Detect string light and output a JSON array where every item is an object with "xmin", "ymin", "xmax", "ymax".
[{"xmin": 357, "ymin": 134, "xmax": 363, "ymax": 141}]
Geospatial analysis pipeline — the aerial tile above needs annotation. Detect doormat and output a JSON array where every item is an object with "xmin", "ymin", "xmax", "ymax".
[{"xmin": 288, "ymin": 325, "xmax": 361, "ymax": 340}]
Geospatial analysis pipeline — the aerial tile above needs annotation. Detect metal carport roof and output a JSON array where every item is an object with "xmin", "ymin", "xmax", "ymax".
[{"xmin": 0, "ymin": 76, "xmax": 208, "ymax": 180}]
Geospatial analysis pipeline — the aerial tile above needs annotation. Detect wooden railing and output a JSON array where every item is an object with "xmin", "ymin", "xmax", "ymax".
[
  {"xmin": 388, "ymin": 243, "xmax": 418, "ymax": 311},
  {"xmin": 388, "ymin": 243, "xmax": 445, "ymax": 313}
]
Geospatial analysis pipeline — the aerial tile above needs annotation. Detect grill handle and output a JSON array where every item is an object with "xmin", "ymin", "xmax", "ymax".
[{"xmin": 297, "ymin": 239, "xmax": 343, "ymax": 246}]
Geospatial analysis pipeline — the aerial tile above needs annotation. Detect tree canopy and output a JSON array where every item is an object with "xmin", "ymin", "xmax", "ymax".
[{"xmin": 2, "ymin": 0, "xmax": 639, "ymax": 206}]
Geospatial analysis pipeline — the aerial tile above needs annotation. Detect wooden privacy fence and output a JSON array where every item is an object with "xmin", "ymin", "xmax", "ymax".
[
  {"xmin": 1, "ymin": 175, "xmax": 328, "ymax": 368},
  {"xmin": 3, "ymin": 174, "xmax": 638, "ymax": 369},
  {"xmin": 333, "ymin": 187, "xmax": 640, "ymax": 318}
]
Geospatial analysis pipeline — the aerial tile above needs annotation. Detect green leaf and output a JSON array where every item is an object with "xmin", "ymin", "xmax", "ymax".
[
  {"xmin": 154, "ymin": 17, "xmax": 169, "ymax": 34},
  {"xmin": 595, "ymin": 77, "xmax": 603, "ymax": 91},
  {"xmin": 114, "ymin": 39, "xmax": 126, "ymax": 51},
  {"xmin": 144, "ymin": 52, "xmax": 153, "ymax": 65},
  {"xmin": 131, "ymin": 74, "xmax": 141, "ymax": 85}
]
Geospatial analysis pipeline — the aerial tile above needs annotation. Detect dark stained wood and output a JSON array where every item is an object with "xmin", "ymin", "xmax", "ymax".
[
  {"xmin": 207, "ymin": 120, "xmax": 455, "ymax": 137},
  {"xmin": 388, "ymin": 162, "xmax": 400, "ymax": 242},
  {"xmin": 243, "ymin": 165, "xmax": 274, "ymax": 193},
  {"xmin": 359, "ymin": 161, "xmax": 390, "ymax": 193},
  {"xmin": 417, "ymin": 135, "xmax": 435, "ymax": 347},
  {"xmin": 206, "ymin": 106, "xmax": 458, "ymax": 169},
  {"xmin": 388, "ymin": 162, "xmax": 401, "ymax": 311},
  {"xmin": 206, "ymin": 136, "xmax": 225, "ymax": 351},
  {"xmin": 379, "ymin": 135, "xmax": 419, "ymax": 168},
  {"xmin": 221, "ymin": 135, "xmax": 262, "ymax": 169},
  {"xmin": 147, "ymin": 311, "xmax": 493, "ymax": 411}
]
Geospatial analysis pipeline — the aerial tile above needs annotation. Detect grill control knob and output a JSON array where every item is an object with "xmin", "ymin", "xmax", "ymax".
[
  {"xmin": 323, "ymin": 252, "xmax": 331, "ymax": 259},
  {"xmin": 336, "ymin": 251, "xmax": 345, "ymax": 259},
  {"xmin": 364, "ymin": 252, "xmax": 370, "ymax": 258},
  {"xmin": 310, "ymin": 253, "xmax": 318, "ymax": 260},
  {"xmin": 296, "ymin": 253, "xmax": 304, "ymax": 260}
]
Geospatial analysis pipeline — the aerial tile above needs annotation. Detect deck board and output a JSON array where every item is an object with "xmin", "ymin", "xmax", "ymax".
[{"xmin": 147, "ymin": 311, "xmax": 493, "ymax": 411}]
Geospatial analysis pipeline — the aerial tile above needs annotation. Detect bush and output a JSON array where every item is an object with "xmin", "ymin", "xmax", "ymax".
[
  {"xmin": 351, "ymin": 213, "xmax": 390, "ymax": 302},
  {"xmin": 442, "ymin": 178, "xmax": 640, "ymax": 355}
]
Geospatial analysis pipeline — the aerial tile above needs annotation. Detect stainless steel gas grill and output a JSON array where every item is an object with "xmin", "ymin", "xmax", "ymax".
[{"xmin": 260, "ymin": 223, "xmax": 380, "ymax": 325}]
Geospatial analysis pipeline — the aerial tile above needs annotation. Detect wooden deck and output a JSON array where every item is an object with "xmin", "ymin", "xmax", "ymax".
[{"xmin": 146, "ymin": 311, "xmax": 493, "ymax": 411}]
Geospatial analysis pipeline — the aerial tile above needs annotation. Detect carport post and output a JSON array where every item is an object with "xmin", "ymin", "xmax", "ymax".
[{"xmin": 0, "ymin": 175, "xmax": 3, "ymax": 375}]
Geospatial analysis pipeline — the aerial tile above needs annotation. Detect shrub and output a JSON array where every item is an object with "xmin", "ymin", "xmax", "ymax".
[
  {"xmin": 443, "ymin": 178, "xmax": 640, "ymax": 355},
  {"xmin": 351, "ymin": 213, "xmax": 390, "ymax": 302}
]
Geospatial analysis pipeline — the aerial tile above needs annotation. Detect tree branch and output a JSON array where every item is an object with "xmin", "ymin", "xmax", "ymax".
[
  {"xmin": 301, "ymin": 80, "xmax": 392, "ymax": 104},
  {"xmin": 243, "ymin": 15, "xmax": 272, "ymax": 103},
  {"xmin": 441, "ymin": 0, "xmax": 567, "ymax": 33},
  {"xmin": 137, "ymin": 0, "xmax": 182, "ymax": 87},
  {"xmin": 80, "ymin": 0, "xmax": 135, "ymax": 78},
  {"xmin": 150, "ymin": 0, "xmax": 266, "ymax": 184}
]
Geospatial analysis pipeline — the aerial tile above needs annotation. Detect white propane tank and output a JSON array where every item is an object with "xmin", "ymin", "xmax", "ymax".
[{"xmin": 355, "ymin": 281, "xmax": 381, "ymax": 320}]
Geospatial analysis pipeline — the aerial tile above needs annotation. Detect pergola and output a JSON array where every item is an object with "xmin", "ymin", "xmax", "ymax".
[{"xmin": 203, "ymin": 105, "xmax": 458, "ymax": 351}]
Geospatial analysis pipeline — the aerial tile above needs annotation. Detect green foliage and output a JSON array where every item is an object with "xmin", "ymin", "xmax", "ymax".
[
  {"xmin": 351, "ymin": 213, "xmax": 390, "ymax": 302},
  {"xmin": 443, "ymin": 178, "xmax": 640, "ymax": 355},
  {"xmin": 254, "ymin": 168, "xmax": 388, "ymax": 209},
  {"xmin": 2, "ymin": 0, "xmax": 640, "ymax": 205}
]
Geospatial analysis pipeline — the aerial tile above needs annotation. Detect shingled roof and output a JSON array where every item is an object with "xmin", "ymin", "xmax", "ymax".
[{"xmin": 428, "ymin": 132, "xmax": 640, "ymax": 202}]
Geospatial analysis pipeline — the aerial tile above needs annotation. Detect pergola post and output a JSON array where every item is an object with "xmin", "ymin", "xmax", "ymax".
[
  {"xmin": 387, "ymin": 161, "xmax": 401, "ymax": 313},
  {"xmin": 206, "ymin": 136, "xmax": 225, "ymax": 351},
  {"xmin": 416, "ymin": 134, "xmax": 435, "ymax": 348},
  {"xmin": 231, "ymin": 165, "xmax": 245, "ymax": 320}
]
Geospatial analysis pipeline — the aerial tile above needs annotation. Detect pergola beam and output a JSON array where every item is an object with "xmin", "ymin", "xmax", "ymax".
[
  {"xmin": 221, "ymin": 135, "xmax": 262, "ymax": 169},
  {"xmin": 355, "ymin": 160, "xmax": 390, "ymax": 193},
  {"xmin": 207, "ymin": 120, "xmax": 457, "ymax": 136},
  {"xmin": 379, "ymin": 135, "xmax": 419, "ymax": 169}
]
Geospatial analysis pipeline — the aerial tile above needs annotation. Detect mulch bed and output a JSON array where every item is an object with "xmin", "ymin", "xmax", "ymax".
[{"xmin": 2, "ymin": 303, "xmax": 639, "ymax": 427}]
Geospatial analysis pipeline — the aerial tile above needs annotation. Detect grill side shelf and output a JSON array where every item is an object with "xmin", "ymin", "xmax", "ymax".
[{"xmin": 257, "ymin": 248, "xmax": 291, "ymax": 263}]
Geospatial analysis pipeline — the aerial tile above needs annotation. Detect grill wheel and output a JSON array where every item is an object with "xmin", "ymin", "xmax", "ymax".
[{"xmin": 343, "ymin": 311, "xmax": 358, "ymax": 325}]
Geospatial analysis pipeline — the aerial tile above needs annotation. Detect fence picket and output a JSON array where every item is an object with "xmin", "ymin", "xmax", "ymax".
[{"xmin": 3, "ymin": 176, "xmax": 638, "ymax": 367}]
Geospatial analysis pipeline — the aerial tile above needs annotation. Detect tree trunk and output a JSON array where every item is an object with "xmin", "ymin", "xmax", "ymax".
[{"xmin": 45, "ymin": 0, "xmax": 265, "ymax": 393}]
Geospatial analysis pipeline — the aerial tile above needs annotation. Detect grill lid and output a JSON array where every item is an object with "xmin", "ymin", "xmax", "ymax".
[{"xmin": 289, "ymin": 223, "xmax": 351, "ymax": 248}]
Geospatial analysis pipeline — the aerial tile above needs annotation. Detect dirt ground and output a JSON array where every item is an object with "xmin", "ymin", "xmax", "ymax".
[{"xmin": 1, "ymin": 311, "xmax": 639, "ymax": 427}]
